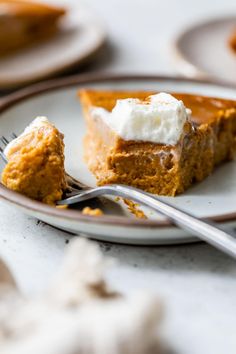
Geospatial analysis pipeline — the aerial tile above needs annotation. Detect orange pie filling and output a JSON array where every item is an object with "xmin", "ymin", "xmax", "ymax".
[{"xmin": 1, "ymin": 117, "xmax": 67, "ymax": 204}]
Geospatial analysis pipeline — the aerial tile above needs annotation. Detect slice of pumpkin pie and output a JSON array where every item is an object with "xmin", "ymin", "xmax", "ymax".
[
  {"xmin": 1, "ymin": 117, "xmax": 67, "ymax": 204},
  {"xmin": 78, "ymin": 90, "xmax": 236, "ymax": 196},
  {"xmin": 0, "ymin": 0, "xmax": 66, "ymax": 55}
]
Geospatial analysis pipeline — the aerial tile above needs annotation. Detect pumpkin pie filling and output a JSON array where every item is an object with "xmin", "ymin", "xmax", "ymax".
[
  {"xmin": 79, "ymin": 90, "xmax": 236, "ymax": 196},
  {"xmin": 1, "ymin": 117, "xmax": 67, "ymax": 204}
]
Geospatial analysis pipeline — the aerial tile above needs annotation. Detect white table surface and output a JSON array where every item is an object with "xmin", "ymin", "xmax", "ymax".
[{"xmin": 1, "ymin": 1, "xmax": 236, "ymax": 354}]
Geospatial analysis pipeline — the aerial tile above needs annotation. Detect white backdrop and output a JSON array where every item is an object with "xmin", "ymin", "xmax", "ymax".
[{"xmin": 48, "ymin": 0, "xmax": 236, "ymax": 75}]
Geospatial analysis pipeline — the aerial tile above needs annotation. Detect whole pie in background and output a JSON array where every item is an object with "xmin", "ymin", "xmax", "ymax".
[{"xmin": 0, "ymin": 0, "xmax": 66, "ymax": 56}]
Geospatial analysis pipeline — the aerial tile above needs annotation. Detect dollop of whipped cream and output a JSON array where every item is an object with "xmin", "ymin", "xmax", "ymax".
[
  {"xmin": 4, "ymin": 116, "xmax": 51, "ymax": 157},
  {"xmin": 91, "ymin": 93, "xmax": 191, "ymax": 145}
]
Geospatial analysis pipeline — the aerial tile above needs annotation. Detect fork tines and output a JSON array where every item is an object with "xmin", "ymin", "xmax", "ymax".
[
  {"xmin": 0, "ymin": 146, "xmax": 7, "ymax": 163},
  {"xmin": 0, "ymin": 136, "xmax": 9, "ymax": 146},
  {"xmin": 0, "ymin": 133, "xmax": 18, "ymax": 164},
  {"xmin": 0, "ymin": 135, "xmax": 11, "ymax": 163}
]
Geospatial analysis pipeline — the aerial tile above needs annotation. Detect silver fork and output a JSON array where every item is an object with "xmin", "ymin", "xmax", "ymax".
[{"xmin": 1, "ymin": 134, "xmax": 236, "ymax": 259}]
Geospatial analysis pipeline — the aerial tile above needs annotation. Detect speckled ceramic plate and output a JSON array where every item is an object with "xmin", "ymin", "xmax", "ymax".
[
  {"xmin": 0, "ymin": 74, "xmax": 236, "ymax": 245},
  {"xmin": 0, "ymin": 3, "xmax": 106, "ymax": 89},
  {"xmin": 173, "ymin": 16, "xmax": 236, "ymax": 84}
]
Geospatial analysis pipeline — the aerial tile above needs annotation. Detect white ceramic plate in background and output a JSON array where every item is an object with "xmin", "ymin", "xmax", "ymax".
[
  {"xmin": 0, "ymin": 4, "xmax": 106, "ymax": 89},
  {"xmin": 173, "ymin": 16, "xmax": 236, "ymax": 84},
  {"xmin": 0, "ymin": 74, "xmax": 236, "ymax": 245}
]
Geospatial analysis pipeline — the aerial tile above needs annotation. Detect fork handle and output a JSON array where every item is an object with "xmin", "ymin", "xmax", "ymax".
[
  {"xmin": 115, "ymin": 185, "xmax": 236, "ymax": 258},
  {"xmin": 60, "ymin": 184, "xmax": 236, "ymax": 259}
]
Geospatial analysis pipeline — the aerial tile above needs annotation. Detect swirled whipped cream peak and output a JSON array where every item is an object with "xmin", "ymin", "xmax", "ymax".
[{"xmin": 91, "ymin": 92, "xmax": 192, "ymax": 145}]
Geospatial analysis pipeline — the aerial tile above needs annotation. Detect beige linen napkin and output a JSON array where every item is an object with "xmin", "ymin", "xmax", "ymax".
[{"xmin": 0, "ymin": 238, "xmax": 163, "ymax": 354}]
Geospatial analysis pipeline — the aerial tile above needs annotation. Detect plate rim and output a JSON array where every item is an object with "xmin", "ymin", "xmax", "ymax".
[
  {"xmin": 172, "ymin": 15, "xmax": 236, "ymax": 80},
  {"xmin": 1, "ymin": 72, "xmax": 236, "ymax": 229}
]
